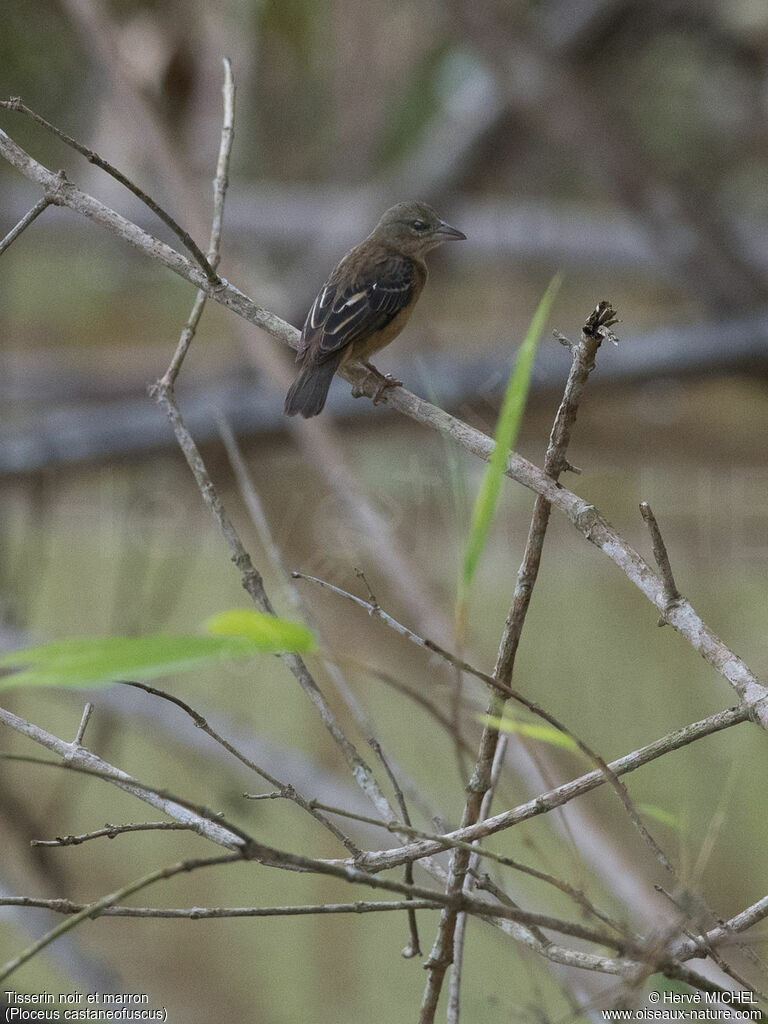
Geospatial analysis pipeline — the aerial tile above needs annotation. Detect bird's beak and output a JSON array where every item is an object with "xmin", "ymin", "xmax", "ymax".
[{"xmin": 435, "ymin": 220, "xmax": 467, "ymax": 241}]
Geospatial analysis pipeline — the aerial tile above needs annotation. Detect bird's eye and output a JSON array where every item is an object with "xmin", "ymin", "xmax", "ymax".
[{"xmin": 411, "ymin": 220, "xmax": 428, "ymax": 231}]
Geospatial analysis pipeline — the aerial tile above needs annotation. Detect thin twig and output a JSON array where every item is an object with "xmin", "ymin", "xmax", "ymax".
[
  {"xmin": 0, "ymin": 195, "xmax": 51, "ymax": 255},
  {"xmin": 121, "ymin": 679, "xmax": 361, "ymax": 857},
  {"xmin": 0, "ymin": 707, "xmax": 245, "ymax": 850},
  {"xmin": 0, "ymin": 96, "xmax": 219, "ymax": 286},
  {"xmin": 31, "ymin": 821, "xmax": 192, "ymax": 847},
  {"xmin": 157, "ymin": 60, "xmax": 235, "ymax": 391},
  {"xmin": 369, "ymin": 738, "xmax": 421, "ymax": 959},
  {"xmin": 351, "ymin": 705, "xmax": 749, "ymax": 874},
  {"xmin": 0, "ymin": 852, "xmax": 242, "ymax": 983},
  {"xmin": 73, "ymin": 702, "xmax": 94, "ymax": 745},
  {"xmin": 1, "ymin": 127, "xmax": 766, "ymax": 730},
  {"xmin": 0, "ymin": 896, "xmax": 445, "ymax": 918},
  {"xmin": 295, "ymin": 568, "xmax": 676, "ymax": 877},
  {"xmin": 640, "ymin": 501, "xmax": 683, "ymax": 625}
]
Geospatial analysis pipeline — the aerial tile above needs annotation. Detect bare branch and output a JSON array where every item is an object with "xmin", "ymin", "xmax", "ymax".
[
  {"xmin": 73, "ymin": 702, "xmax": 94, "ymax": 745},
  {"xmin": 122, "ymin": 679, "xmax": 361, "ymax": 857},
  {"xmin": 0, "ymin": 125, "xmax": 765, "ymax": 730},
  {"xmin": 640, "ymin": 501, "xmax": 683, "ymax": 625},
  {"xmin": 0, "ymin": 706, "xmax": 245, "ymax": 850},
  {"xmin": 0, "ymin": 195, "xmax": 51, "ymax": 255},
  {"xmin": 31, "ymin": 821, "xmax": 192, "ymax": 847},
  {"xmin": 157, "ymin": 59, "xmax": 235, "ymax": 391},
  {"xmin": 0, "ymin": 96, "xmax": 219, "ymax": 286},
  {"xmin": 351, "ymin": 705, "xmax": 749, "ymax": 874},
  {"xmin": 0, "ymin": 896, "xmax": 445, "ymax": 918}
]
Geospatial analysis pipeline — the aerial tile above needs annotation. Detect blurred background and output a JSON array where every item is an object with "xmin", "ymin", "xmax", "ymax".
[{"xmin": 2, "ymin": 0, "xmax": 768, "ymax": 1019}]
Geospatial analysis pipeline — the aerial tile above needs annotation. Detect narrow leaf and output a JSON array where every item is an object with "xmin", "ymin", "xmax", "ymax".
[
  {"xmin": 459, "ymin": 275, "xmax": 561, "ymax": 601},
  {"xmin": 205, "ymin": 609, "xmax": 315, "ymax": 652},
  {"xmin": 477, "ymin": 713, "xmax": 578, "ymax": 752},
  {"xmin": 0, "ymin": 611, "xmax": 315, "ymax": 691}
]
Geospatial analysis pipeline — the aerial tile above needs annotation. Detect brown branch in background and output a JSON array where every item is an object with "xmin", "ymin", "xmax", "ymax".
[
  {"xmin": 0, "ymin": 194, "xmax": 52, "ymax": 255},
  {"xmin": 369, "ymin": 739, "xmax": 421, "ymax": 959},
  {"xmin": 0, "ymin": 97, "xmax": 220, "ymax": 286},
  {"xmin": 215, "ymin": 415, "xmax": 430, "ymax": 821}
]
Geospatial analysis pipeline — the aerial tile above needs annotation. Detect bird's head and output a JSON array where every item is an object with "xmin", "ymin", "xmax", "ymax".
[{"xmin": 370, "ymin": 201, "xmax": 466, "ymax": 256}]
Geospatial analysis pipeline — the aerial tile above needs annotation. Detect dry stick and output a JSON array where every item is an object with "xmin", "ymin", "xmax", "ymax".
[
  {"xmin": 139, "ymin": 78, "xmax": 399, "ymax": 842},
  {"xmin": 0, "ymin": 97, "xmax": 219, "ymax": 286},
  {"xmin": 369, "ymin": 738, "xmax": 422, "ymax": 958},
  {"xmin": 295, "ymin": 796, "xmax": 632, "ymax": 939},
  {"xmin": 2, "ymin": 752, "xmax": 259, "ymax": 850},
  {"xmin": 0, "ymin": 195, "xmax": 52, "ymax": 255},
  {"xmin": 121, "ymin": 680, "xmax": 362, "ymax": 857},
  {"xmin": 0, "ymin": 707, "xmax": 245, "ymax": 849},
  {"xmin": 1, "ymin": 123, "xmax": 766, "ymax": 734},
  {"xmin": 352, "ymin": 704, "xmax": 749, "ymax": 873},
  {"xmin": 421, "ymin": 303, "xmax": 618, "ymax": 1023},
  {"xmin": 640, "ymin": 501, "xmax": 683, "ymax": 626},
  {"xmin": 1, "ymin": 133, "xmax": 765, "ymax": 991},
  {"xmin": 73, "ymin": 702, "xmax": 94, "ymax": 745},
  {"xmin": 0, "ymin": 852, "xmax": 242, "ymax": 983},
  {"xmin": 0, "ymin": 737, "xmax": 744, "ymax": 989},
  {"xmin": 31, "ymin": 822, "xmax": 193, "ymax": 847},
  {"xmin": 1, "ymin": 896, "xmax": 445, "ymax": 919}
]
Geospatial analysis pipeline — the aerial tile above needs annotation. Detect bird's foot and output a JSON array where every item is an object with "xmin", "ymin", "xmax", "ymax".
[
  {"xmin": 362, "ymin": 363, "xmax": 403, "ymax": 405},
  {"xmin": 372, "ymin": 374, "xmax": 403, "ymax": 405}
]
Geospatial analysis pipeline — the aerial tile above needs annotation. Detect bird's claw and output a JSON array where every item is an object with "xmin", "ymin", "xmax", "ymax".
[{"xmin": 372, "ymin": 374, "xmax": 403, "ymax": 405}]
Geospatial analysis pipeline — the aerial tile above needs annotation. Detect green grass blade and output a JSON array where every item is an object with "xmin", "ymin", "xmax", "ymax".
[
  {"xmin": 459, "ymin": 274, "xmax": 561, "ymax": 607},
  {"xmin": 0, "ymin": 610, "xmax": 315, "ymax": 690},
  {"xmin": 477, "ymin": 714, "xmax": 578, "ymax": 752}
]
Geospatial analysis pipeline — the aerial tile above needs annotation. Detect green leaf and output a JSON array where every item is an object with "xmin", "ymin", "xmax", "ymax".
[
  {"xmin": 459, "ymin": 275, "xmax": 561, "ymax": 605},
  {"xmin": 204, "ymin": 609, "xmax": 315, "ymax": 652},
  {"xmin": 477, "ymin": 714, "xmax": 578, "ymax": 752},
  {"xmin": 0, "ymin": 611, "xmax": 315, "ymax": 690}
]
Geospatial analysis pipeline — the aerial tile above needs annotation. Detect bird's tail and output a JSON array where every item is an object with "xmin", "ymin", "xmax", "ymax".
[{"xmin": 284, "ymin": 355, "xmax": 342, "ymax": 418}]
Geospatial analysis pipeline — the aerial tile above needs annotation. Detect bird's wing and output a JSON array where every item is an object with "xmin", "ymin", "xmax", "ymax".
[{"xmin": 299, "ymin": 255, "xmax": 416, "ymax": 362}]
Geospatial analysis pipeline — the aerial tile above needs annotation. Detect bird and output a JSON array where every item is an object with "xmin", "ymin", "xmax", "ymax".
[{"xmin": 284, "ymin": 201, "xmax": 466, "ymax": 418}]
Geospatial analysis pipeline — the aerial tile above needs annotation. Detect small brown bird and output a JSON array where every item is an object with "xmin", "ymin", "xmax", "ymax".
[{"xmin": 284, "ymin": 201, "xmax": 466, "ymax": 417}]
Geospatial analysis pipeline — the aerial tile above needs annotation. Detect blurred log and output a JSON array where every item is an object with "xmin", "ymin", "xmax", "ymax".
[
  {"xmin": 6, "ymin": 181, "xmax": 768, "ymax": 272},
  {"xmin": 2, "ymin": 313, "xmax": 767, "ymax": 475}
]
